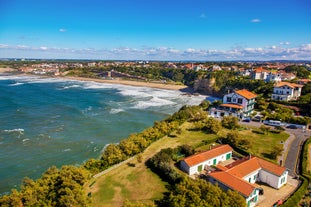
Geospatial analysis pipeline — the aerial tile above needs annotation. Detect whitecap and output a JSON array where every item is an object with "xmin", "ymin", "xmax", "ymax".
[
  {"xmin": 9, "ymin": 82, "xmax": 24, "ymax": 86},
  {"xmin": 3, "ymin": 128, "xmax": 24, "ymax": 133},
  {"xmin": 63, "ymin": 148, "xmax": 71, "ymax": 152},
  {"xmin": 62, "ymin": 84, "xmax": 81, "ymax": 89},
  {"xmin": 110, "ymin": 108, "xmax": 125, "ymax": 114},
  {"xmin": 22, "ymin": 138, "xmax": 30, "ymax": 142},
  {"xmin": 132, "ymin": 97, "xmax": 175, "ymax": 109}
]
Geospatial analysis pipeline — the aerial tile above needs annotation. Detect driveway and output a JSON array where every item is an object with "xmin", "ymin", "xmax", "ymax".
[{"xmin": 256, "ymin": 176, "xmax": 298, "ymax": 207}]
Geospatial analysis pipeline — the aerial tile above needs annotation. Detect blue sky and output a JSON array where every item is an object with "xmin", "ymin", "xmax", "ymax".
[{"xmin": 0, "ymin": 0, "xmax": 311, "ymax": 60}]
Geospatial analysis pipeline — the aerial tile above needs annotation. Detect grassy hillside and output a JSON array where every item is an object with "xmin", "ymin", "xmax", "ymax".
[{"xmin": 86, "ymin": 122, "xmax": 289, "ymax": 206}]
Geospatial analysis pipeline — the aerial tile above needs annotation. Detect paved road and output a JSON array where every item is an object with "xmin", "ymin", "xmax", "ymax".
[
  {"xmin": 283, "ymin": 129, "xmax": 311, "ymax": 176},
  {"xmin": 239, "ymin": 120, "xmax": 311, "ymax": 176}
]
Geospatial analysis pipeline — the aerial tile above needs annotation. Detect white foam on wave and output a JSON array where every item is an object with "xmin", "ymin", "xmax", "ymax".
[
  {"xmin": 63, "ymin": 84, "xmax": 81, "ymax": 89},
  {"xmin": 9, "ymin": 82, "xmax": 24, "ymax": 86},
  {"xmin": 3, "ymin": 128, "xmax": 24, "ymax": 133},
  {"xmin": 22, "ymin": 138, "xmax": 30, "ymax": 142},
  {"xmin": 82, "ymin": 81, "xmax": 118, "ymax": 89},
  {"xmin": 132, "ymin": 97, "xmax": 176, "ymax": 109},
  {"xmin": 110, "ymin": 108, "xmax": 125, "ymax": 114},
  {"xmin": 63, "ymin": 148, "xmax": 71, "ymax": 152}
]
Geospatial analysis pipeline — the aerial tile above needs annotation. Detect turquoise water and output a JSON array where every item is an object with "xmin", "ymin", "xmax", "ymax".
[{"xmin": 0, "ymin": 74, "xmax": 205, "ymax": 194}]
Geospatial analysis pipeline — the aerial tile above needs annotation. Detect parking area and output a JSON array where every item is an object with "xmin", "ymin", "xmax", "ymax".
[{"xmin": 256, "ymin": 176, "xmax": 299, "ymax": 206}]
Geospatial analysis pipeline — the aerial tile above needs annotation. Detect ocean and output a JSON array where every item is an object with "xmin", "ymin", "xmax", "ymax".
[{"xmin": 0, "ymin": 74, "xmax": 206, "ymax": 194}]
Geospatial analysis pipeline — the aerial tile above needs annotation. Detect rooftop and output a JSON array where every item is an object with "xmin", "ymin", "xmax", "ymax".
[
  {"xmin": 183, "ymin": 145, "xmax": 233, "ymax": 167},
  {"xmin": 235, "ymin": 89, "xmax": 257, "ymax": 100}
]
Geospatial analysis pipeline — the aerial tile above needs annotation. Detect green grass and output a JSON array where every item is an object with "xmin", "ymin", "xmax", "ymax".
[
  {"xmin": 238, "ymin": 128, "xmax": 289, "ymax": 162},
  {"xmin": 87, "ymin": 121, "xmax": 290, "ymax": 206}
]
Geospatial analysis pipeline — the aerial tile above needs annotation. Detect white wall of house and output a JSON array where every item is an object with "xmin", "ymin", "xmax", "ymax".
[
  {"xmin": 272, "ymin": 86, "xmax": 302, "ymax": 101},
  {"xmin": 259, "ymin": 170, "xmax": 288, "ymax": 189},
  {"xmin": 223, "ymin": 93, "xmax": 247, "ymax": 108},
  {"xmin": 243, "ymin": 170, "xmax": 261, "ymax": 184},
  {"xmin": 209, "ymin": 109, "xmax": 240, "ymax": 118},
  {"xmin": 181, "ymin": 152, "xmax": 232, "ymax": 175},
  {"xmin": 245, "ymin": 189, "xmax": 259, "ymax": 207},
  {"xmin": 209, "ymin": 177, "xmax": 259, "ymax": 207}
]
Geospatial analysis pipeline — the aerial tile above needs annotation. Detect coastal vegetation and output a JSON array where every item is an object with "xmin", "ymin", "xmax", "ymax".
[
  {"xmin": 1, "ymin": 61, "xmax": 310, "ymax": 206},
  {"xmin": 0, "ymin": 102, "xmax": 291, "ymax": 206}
]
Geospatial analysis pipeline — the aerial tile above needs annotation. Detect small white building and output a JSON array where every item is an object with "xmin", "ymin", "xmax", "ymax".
[
  {"xmin": 271, "ymin": 82, "xmax": 303, "ymax": 101},
  {"xmin": 209, "ymin": 89, "xmax": 257, "ymax": 118},
  {"xmin": 266, "ymin": 72, "xmax": 282, "ymax": 82},
  {"xmin": 251, "ymin": 67, "xmax": 269, "ymax": 80},
  {"xmin": 208, "ymin": 156, "xmax": 288, "ymax": 207},
  {"xmin": 180, "ymin": 145, "xmax": 233, "ymax": 175}
]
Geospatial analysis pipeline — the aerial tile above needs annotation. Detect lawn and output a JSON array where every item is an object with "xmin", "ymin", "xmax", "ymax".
[
  {"xmin": 238, "ymin": 128, "xmax": 289, "ymax": 162},
  {"xmin": 86, "ymin": 122, "xmax": 290, "ymax": 206},
  {"xmin": 87, "ymin": 122, "xmax": 216, "ymax": 207}
]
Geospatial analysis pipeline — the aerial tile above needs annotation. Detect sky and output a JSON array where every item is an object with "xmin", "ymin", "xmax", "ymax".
[{"xmin": 0, "ymin": 0, "xmax": 311, "ymax": 61}]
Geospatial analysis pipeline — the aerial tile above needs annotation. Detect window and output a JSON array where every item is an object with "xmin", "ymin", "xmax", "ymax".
[
  {"xmin": 249, "ymin": 177, "xmax": 251, "ymax": 182},
  {"xmin": 253, "ymin": 174, "xmax": 257, "ymax": 181},
  {"xmin": 233, "ymin": 98, "xmax": 236, "ymax": 102},
  {"xmin": 238, "ymin": 98, "xmax": 243, "ymax": 104},
  {"xmin": 227, "ymin": 97, "xmax": 231, "ymax": 102}
]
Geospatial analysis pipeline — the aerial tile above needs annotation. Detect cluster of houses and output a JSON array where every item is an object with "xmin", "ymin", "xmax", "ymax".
[
  {"xmin": 180, "ymin": 145, "xmax": 288, "ymax": 207},
  {"xmin": 209, "ymin": 81, "xmax": 307, "ymax": 119}
]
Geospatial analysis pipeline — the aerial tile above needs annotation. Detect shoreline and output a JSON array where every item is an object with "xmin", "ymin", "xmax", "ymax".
[
  {"xmin": 0, "ymin": 70, "xmax": 191, "ymax": 92},
  {"xmin": 63, "ymin": 76, "xmax": 190, "ymax": 91}
]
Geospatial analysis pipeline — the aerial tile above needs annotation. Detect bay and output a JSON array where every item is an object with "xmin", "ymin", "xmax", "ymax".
[{"xmin": 0, "ymin": 75, "xmax": 206, "ymax": 194}]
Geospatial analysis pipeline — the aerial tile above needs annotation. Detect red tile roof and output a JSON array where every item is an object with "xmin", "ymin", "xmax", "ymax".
[
  {"xmin": 226, "ymin": 156, "xmax": 286, "ymax": 177},
  {"xmin": 183, "ymin": 145, "xmax": 233, "ymax": 167},
  {"xmin": 254, "ymin": 67, "xmax": 269, "ymax": 73},
  {"xmin": 209, "ymin": 171, "xmax": 256, "ymax": 197},
  {"xmin": 220, "ymin": 103, "xmax": 243, "ymax": 109},
  {"xmin": 208, "ymin": 156, "xmax": 287, "ymax": 197},
  {"xmin": 257, "ymin": 157, "xmax": 286, "ymax": 176},
  {"xmin": 235, "ymin": 89, "xmax": 257, "ymax": 100},
  {"xmin": 275, "ymin": 82, "xmax": 303, "ymax": 88},
  {"xmin": 226, "ymin": 157, "xmax": 261, "ymax": 178}
]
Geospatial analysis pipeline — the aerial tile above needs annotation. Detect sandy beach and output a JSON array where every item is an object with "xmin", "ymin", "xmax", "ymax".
[
  {"xmin": 0, "ymin": 67, "xmax": 17, "ymax": 73},
  {"xmin": 0, "ymin": 70, "xmax": 190, "ymax": 91},
  {"xmin": 63, "ymin": 76, "xmax": 189, "ymax": 91}
]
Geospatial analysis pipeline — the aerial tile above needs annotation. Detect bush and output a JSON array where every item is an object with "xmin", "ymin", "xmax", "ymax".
[{"xmin": 221, "ymin": 116, "xmax": 239, "ymax": 129}]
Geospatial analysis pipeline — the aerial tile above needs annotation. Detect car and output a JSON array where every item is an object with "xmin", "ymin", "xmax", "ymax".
[
  {"xmin": 286, "ymin": 125, "xmax": 298, "ymax": 129},
  {"xmin": 242, "ymin": 118, "xmax": 251, "ymax": 122}
]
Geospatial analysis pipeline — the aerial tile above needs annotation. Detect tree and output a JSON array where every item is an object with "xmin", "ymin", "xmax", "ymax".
[
  {"xmin": 101, "ymin": 144, "xmax": 125, "ymax": 166},
  {"xmin": 221, "ymin": 116, "xmax": 239, "ymax": 129},
  {"xmin": 199, "ymin": 100, "xmax": 210, "ymax": 110},
  {"xmin": 179, "ymin": 144, "xmax": 194, "ymax": 157}
]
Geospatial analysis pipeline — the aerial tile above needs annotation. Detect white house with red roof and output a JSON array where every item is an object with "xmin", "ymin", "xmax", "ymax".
[
  {"xmin": 181, "ymin": 145, "xmax": 288, "ymax": 207},
  {"xmin": 180, "ymin": 145, "xmax": 233, "ymax": 175},
  {"xmin": 271, "ymin": 82, "xmax": 303, "ymax": 101},
  {"xmin": 209, "ymin": 89, "xmax": 257, "ymax": 118},
  {"xmin": 208, "ymin": 155, "xmax": 288, "ymax": 207},
  {"xmin": 251, "ymin": 67, "xmax": 269, "ymax": 80}
]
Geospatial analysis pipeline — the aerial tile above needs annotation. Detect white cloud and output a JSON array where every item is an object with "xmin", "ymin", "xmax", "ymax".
[
  {"xmin": 39, "ymin": 46, "xmax": 48, "ymax": 50},
  {"xmin": 280, "ymin": 42, "xmax": 290, "ymax": 45},
  {"xmin": 1, "ymin": 43, "xmax": 311, "ymax": 61},
  {"xmin": 0, "ymin": 44, "xmax": 9, "ymax": 48},
  {"xmin": 251, "ymin": 19, "xmax": 261, "ymax": 23},
  {"xmin": 59, "ymin": 28, "xmax": 67, "ymax": 32}
]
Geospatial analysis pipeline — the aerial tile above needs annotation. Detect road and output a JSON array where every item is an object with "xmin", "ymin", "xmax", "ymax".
[
  {"xmin": 283, "ymin": 128, "xmax": 311, "ymax": 176},
  {"xmin": 239, "ymin": 120, "xmax": 311, "ymax": 176}
]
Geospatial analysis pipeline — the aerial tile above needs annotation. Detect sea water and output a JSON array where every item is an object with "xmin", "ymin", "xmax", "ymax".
[{"xmin": 0, "ymin": 74, "xmax": 206, "ymax": 194}]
